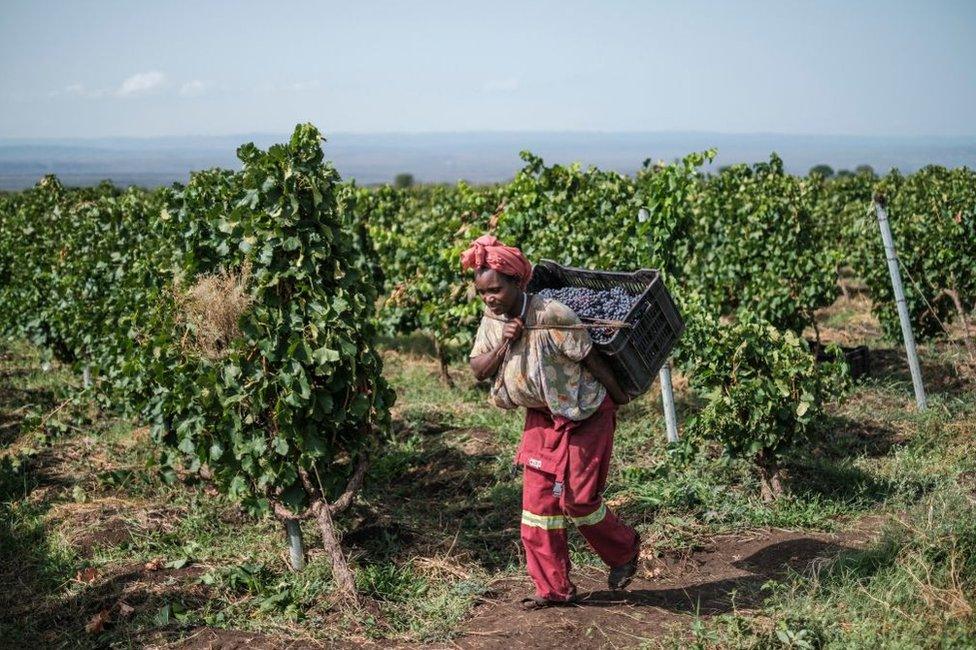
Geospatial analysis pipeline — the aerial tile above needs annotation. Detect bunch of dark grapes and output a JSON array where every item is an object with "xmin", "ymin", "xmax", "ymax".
[{"xmin": 536, "ymin": 286, "xmax": 637, "ymax": 344}]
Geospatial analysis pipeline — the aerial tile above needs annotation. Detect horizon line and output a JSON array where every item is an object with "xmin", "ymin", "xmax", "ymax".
[{"xmin": 3, "ymin": 129, "xmax": 976, "ymax": 144}]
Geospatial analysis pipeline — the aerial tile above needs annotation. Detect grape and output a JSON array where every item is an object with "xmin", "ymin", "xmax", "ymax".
[{"xmin": 536, "ymin": 285, "xmax": 638, "ymax": 344}]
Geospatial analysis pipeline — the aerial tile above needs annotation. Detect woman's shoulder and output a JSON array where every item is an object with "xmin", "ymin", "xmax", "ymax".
[{"xmin": 477, "ymin": 310, "xmax": 505, "ymax": 331}]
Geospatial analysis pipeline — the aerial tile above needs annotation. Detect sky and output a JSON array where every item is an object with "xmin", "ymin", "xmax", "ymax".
[{"xmin": 1, "ymin": 0, "xmax": 974, "ymax": 139}]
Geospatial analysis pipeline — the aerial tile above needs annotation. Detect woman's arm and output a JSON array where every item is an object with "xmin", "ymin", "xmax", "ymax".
[
  {"xmin": 583, "ymin": 348, "xmax": 631, "ymax": 405},
  {"xmin": 469, "ymin": 319, "xmax": 523, "ymax": 381},
  {"xmin": 469, "ymin": 341, "xmax": 509, "ymax": 382}
]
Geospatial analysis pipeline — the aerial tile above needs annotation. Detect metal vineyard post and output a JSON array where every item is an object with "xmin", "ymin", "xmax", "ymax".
[
  {"xmin": 874, "ymin": 198, "xmax": 927, "ymax": 411},
  {"xmin": 640, "ymin": 207, "xmax": 680, "ymax": 443}
]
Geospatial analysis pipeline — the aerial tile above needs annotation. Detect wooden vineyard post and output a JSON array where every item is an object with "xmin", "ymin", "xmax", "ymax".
[{"xmin": 874, "ymin": 197, "xmax": 927, "ymax": 411}]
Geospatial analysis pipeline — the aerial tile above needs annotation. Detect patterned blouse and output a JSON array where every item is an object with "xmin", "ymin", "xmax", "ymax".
[{"xmin": 469, "ymin": 295, "xmax": 607, "ymax": 421}]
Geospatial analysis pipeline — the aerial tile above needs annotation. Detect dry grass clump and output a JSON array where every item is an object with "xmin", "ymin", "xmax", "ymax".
[{"xmin": 174, "ymin": 261, "xmax": 253, "ymax": 360}]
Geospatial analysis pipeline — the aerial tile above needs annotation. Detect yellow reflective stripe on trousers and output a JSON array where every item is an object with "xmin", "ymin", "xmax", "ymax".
[
  {"xmin": 521, "ymin": 510, "xmax": 567, "ymax": 530},
  {"xmin": 571, "ymin": 503, "xmax": 607, "ymax": 527}
]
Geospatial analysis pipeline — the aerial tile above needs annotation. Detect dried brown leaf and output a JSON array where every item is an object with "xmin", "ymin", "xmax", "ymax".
[
  {"xmin": 117, "ymin": 602, "xmax": 135, "ymax": 619},
  {"xmin": 85, "ymin": 608, "xmax": 111, "ymax": 634},
  {"xmin": 75, "ymin": 567, "xmax": 99, "ymax": 584}
]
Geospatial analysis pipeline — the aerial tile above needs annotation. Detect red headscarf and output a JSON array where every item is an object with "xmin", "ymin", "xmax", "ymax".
[{"xmin": 460, "ymin": 235, "xmax": 533, "ymax": 289}]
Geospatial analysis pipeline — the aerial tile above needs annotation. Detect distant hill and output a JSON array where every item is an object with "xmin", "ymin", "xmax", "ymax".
[{"xmin": 1, "ymin": 131, "xmax": 974, "ymax": 190}]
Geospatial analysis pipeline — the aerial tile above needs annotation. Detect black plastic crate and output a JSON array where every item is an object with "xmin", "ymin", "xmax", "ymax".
[
  {"xmin": 844, "ymin": 345, "xmax": 871, "ymax": 379},
  {"xmin": 809, "ymin": 342, "xmax": 871, "ymax": 380},
  {"xmin": 527, "ymin": 260, "xmax": 684, "ymax": 398}
]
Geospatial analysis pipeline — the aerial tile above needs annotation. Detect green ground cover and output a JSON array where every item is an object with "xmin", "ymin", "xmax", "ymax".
[{"xmin": 1, "ymin": 297, "xmax": 974, "ymax": 648}]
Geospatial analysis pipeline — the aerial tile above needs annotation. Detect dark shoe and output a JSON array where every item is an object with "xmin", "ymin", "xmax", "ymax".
[
  {"xmin": 608, "ymin": 535, "xmax": 641, "ymax": 590},
  {"xmin": 519, "ymin": 593, "xmax": 578, "ymax": 610}
]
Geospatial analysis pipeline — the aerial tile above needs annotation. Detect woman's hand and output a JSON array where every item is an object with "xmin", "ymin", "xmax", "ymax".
[
  {"xmin": 611, "ymin": 391, "xmax": 631, "ymax": 406},
  {"xmin": 502, "ymin": 317, "xmax": 524, "ymax": 342},
  {"xmin": 470, "ymin": 322, "xmax": 521, "ymax": 382}
]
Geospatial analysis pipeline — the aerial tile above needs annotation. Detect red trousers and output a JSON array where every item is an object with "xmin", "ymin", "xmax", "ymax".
[{"xmin": 516, "ymin": 396, "xmax": 639, "ymax": 601}]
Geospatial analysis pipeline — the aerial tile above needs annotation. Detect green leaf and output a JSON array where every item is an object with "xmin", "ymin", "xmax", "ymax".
[
  {"xmin": 282, "ymin": 236, "xmax": 301, "ymax": 251},
  {"xmin": 228, "ymin": 475, "xmax": 248, "ymax": 500},
  {"xmin": 224, "ymin": 363, "xmax": 241, "ymax": 380},
  {"xmin": 274, "ymin": 437, "xmax": 288, "ymax": 455},
  {"xmin": 153, "ymin": 603, "xmax": 171, "ymax": 626},
  {"xmin": 178, "ymin": 435, "xmax": 195, "ymax": 454},
  {"xmin": 313, "ymin": 346, "xmax": 340, "ymax": 365},
  {"xmin": 775, "ymin": 379, "xmax": 790, "ymax": 397}
]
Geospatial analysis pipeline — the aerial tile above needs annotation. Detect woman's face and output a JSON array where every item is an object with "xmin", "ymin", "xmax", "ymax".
[{"xmin": 474, "ymin": 269, "xmax": 521, "ymax": 316}]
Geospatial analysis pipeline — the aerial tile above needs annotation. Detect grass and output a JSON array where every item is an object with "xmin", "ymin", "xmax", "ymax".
[
  {"xmin": 1, "ymin": 294, "xmax": 975, "ymax": 647},
  {"xmin": 690, "ymin": 489, "xmax": 976, "ymax": 648}
]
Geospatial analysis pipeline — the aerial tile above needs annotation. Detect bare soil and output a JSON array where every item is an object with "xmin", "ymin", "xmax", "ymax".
[
  {"xmin": 151, "ymin": 627, "xmax": 315, "ymax": 649},
  {"xmin": 47, "ymin": 497, "xmax": 179, "ymax": 558},
  {"xmin": 453, "ymin": 521, "xmax": 880, "ymax": 649}
]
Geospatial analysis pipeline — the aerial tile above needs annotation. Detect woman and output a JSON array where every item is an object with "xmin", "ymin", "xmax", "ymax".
[{"xmin": 461, "ymin": 235, "xmax": 641, "ymax": 610}]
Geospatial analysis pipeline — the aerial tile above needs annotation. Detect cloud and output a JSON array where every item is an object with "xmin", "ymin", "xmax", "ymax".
[
  {"xmin": 51, "ymin": 83, "xmax": 106, "ymax": 99},
  {"xmin": 116, "ymin": 71, "xmax": 166, "ymax": 97},
  {"xmin": 483, "ymin": 77, "xmax": 520, "ymax": 93},
  {"xmin": 179, "ymin": 80, "xmax": 208, "ymax": 97}
]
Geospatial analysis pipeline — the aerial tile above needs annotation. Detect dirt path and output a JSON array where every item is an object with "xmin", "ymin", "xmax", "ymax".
[{"xmin": 452, "ymin": 521, "xmax": 880, "ymax": 649}]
